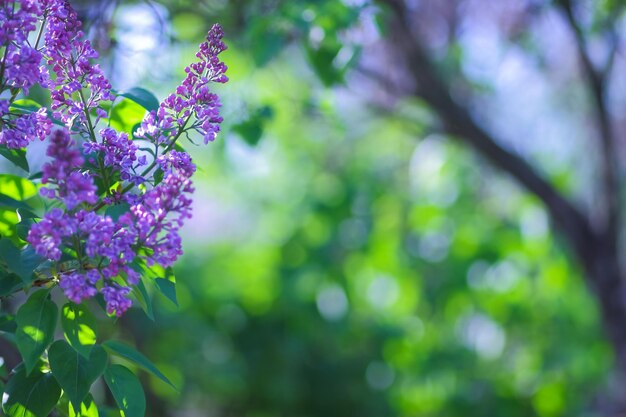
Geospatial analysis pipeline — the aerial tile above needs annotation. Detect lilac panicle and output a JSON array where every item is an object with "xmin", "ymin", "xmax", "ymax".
[
  {"xmin": 136, "ymin": 23, "xmax": 228, "ymax": 145},
  {"xmin": 0, "ymin": 1, "xmax": 49, "ymax": 148},
  {"xmin": 28, "ymin": 208, "xmax": 75, "ymax": 261},
  {"xmin": 42, "ymin": 0, "xmax": 113, "ymax": 128},
  {"xmin": 41, "ymin": 129, "xmax": 98, "ymax": 209},
  {"xmin": 19, "ymin": 1, "xmax": 229, "ymax": 316}
]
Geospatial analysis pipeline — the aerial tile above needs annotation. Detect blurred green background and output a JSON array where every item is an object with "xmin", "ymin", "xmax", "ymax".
[{"xmin": 69, "ymin": 0, "xmax": 626, "ymax": 415}]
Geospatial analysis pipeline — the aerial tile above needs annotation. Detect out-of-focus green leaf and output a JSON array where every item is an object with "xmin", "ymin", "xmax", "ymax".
[
  {"xmin": 305, "ymin": 37, "xmax": 344, "ymax": 86},
  {"xmin": 154, "ymin": 271, "xmax": 177, "ymax": 307},
  {"xmin": 0, "ymin": 147, "xmax": 29, "ymax": 173},
  {"xmin": 0, "ymin": 193, "xmax": 30, "ymax": 210},
  {"xmin": 108, "ymin": 98, "xmax": 147, "ymax": 136},
  {"xmin": 105, "ymin": 202, "xmax": 130, "ymax": 222},
  {"xmin": 16, "ymin": 218, "xmax": 36, "ymax": 241},
  {"xmin": 117, "ymin": 87, "xmax": 160, "ymax": 112},
  {"xmin": 232, "ymin": 105, "xmax": 274, "ymax": 146},
  {"xmin": 0, "ymin": 174, "xmax": 37, "ymax": 201},
  {"xmin": 0, "ymin": 313, "xmax": 16, "ymax": 333}
]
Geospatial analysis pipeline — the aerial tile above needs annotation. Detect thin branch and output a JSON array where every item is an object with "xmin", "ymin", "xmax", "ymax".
[
  {"xmin": 374, "ymin": 0, "xmax": 597, "ymax": 268},
  {"xmin": 558, "ymin": 0, "xmax": 620, "ymax": 242}
]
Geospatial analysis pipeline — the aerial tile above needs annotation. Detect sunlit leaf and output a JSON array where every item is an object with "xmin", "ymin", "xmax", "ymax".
[
  {"xmin": 0, "ymin": 174, "xmax": 37, "ymax": 201},
  {"xmin": 117, "ymin": 87, "xmax": 160, "ymax": 112},
  {"xmin": 0, "ymin": 146, "xmax": 28, "ymax": 172},
  {"xmin": 61, "ymin": 303, "xmax": 98, "ymax": 358},
  {"xmin": 69, "ymin": 393, "xmax": 99, "ymax": 417},
  {"xmin": 15, "ymin": 290, "xmax": 58, "ymax": 374}
]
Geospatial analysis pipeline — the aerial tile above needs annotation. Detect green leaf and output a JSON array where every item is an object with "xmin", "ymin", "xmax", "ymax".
[
  {"xmin": 48, "ymin": 341, "xmax": 108, "ymax": 409},
  {"xmin": 105, "ymin": 203, "xmax": 130, "ymax": 222},
  {"xmin": 0, "ymin": 193, "xmax": 30, "ymax": 210},
  {"xmin": 2, "ymin": 362, "xmax": 62, "ymax": 417},
  {"xmin": 108, "ymin": 98, "xmax": 148, "ymax": 136},
  {"xmin": 69, "ymin": 393, "xmax": 99, "ymax": 417},
  {"xmin": 0, "ymin": 313, "xmax": 16, "ymax": 333},
  {"xmin": 232, "ymin": 105, "xmax": 274, "ymax": 146},
  {"xmin": 61, "ymin": 303, "xmax": 98, "ymax": 358},
  {"xmin": 15, "ymin": 290, "xmax": 58, "ymax": 374},
  {"xmin": 154, "ymin": 275, "xmax": 177, "ymax": 307},
  {"xmin": 16, "ymin": 218, "xmax": 36, "ymax": 241},
  {"xmin": 0, "ymin": 147, "xmax": 29, "ymax": 172},
  {"xmin": 305, "ymin": 38, "xmax": 344, "ymax": 86},
  {"xmin": 153, "ymin": 168, "xmax": 164, "ymax": 185},
  {"xmin": 11, "ymin": 99, "xmax": 41, "ymax": 110},
  {"xmin": 9, "ymin": 101, "xmax": 64, "ymax": 127},
  {"xmin": 102, "ymin": 340, "xmax": 175, "ymax": 389},
  {"xmin": 132, "ymin": 279, "xmax": 154, "ymax": 321},
  {"xmin": 104, "ymin": 365, "xmax": 146, "ymax": 417},
  {"xmin": 0, "ymin": 271, "xmax": 24, "ymax": 296},
  {"xmin": 118, "ymin": 87, "xmax": 160, "ymax": 112},
  {"xmin": 0, "ymin": 174, "xmax": 37, "ymax": 201},
  {"xmin": 0, "ymin": 241, "xmax": 45, "ymax": 283},
  {"xmin": 143, "ymin": 264, "xmax": 177, "ymax": 306}
]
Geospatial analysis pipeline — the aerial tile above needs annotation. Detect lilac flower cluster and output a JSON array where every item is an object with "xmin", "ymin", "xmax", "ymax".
[
  {"xmin": 83, "ymin": 127, "xmax": 146, "ymax": 184},
  {"xmin": 42, "ymin": 0, "xmax": 113, "ymax": 128},
  {"xmin": 0, "ymin": 0, "xmax": 50, "ymax": 148},
  {"xmin": 0, "ymin": 0, "xmax": 44, "ymax": 93},
  {"xmin": 136, "ymin": 24, "xmax": 228, "ymax": 145},
  {"xmin": 0, "ymin": 106, "xmax": 51, "ymax": 148},
  {"xmin": 4, "ymin": 0, "xmax": 230, "ymax": 316},
  {"xmin": 40, "ymin": 130, "xmax": 98, "ymax": 209}
]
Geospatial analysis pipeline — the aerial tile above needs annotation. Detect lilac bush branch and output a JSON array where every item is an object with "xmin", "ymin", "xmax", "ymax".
[{"xmin": 0, "ymin": 0, "xmax": 228, "ymax": 316}]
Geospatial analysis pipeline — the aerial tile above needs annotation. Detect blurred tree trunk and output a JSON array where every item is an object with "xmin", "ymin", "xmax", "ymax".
[{"xmin": 375, "ymin": 0, "xmax": 626, "ymax": 413}]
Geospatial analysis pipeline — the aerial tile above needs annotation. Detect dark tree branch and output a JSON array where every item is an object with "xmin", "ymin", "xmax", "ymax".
[
  {"xmin": 372, "ymin": 3, "xmax": 626, "ymax": 407},
  {"xmin": 375, "ymin": 0, "xmax": 596, "ymax": 266},
  {"xmin": 558, "ymin": 0, "xmax": 621, "ymax": 243}
]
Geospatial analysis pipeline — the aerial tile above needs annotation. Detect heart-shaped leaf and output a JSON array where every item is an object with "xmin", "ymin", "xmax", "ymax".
[
  {"xmin": 2, "ymin": 362, "xmax": 62, "ymax": 417},
  {"xmin": 48, "ymin": 340, "xmax": 108, "ymax": 409}
]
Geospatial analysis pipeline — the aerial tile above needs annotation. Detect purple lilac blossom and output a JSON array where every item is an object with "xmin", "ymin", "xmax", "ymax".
[
  {"xmin": 21, "ymin": 0, "xmax": 228, "ymax": 315},
  {"xmin": 136, "ymin": 24, "xmax": 228, "ymax": 145},
  {"xmin": 0, "ymin": 0, "xmax": 50, "ymax": 148},
  {"xmin": 120, "ymin": 169, "xmax": 194, "ymax": 268},
  {"xmin": 28, "ymin": 208, "xmax": 75, "ymax": 261},
  {"xmin": 40, "ymin": 129, "xmax": 98, "ymax": 209},
  {"xmin": 42, "ymin": 0, "xmax": 114, "ymax": 128},
  {"xmin": 0, "ymin": 106, "xmax": 51, "ymax": 148},
  {"xmin": 83, "ymin": 127, "xmax": 144, "ymax": 184}
]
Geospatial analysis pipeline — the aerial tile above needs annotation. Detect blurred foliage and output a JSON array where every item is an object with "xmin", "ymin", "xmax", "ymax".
[{"xmin": 32, "ymin": 0, "xmax": 622, "ymax": 416}]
